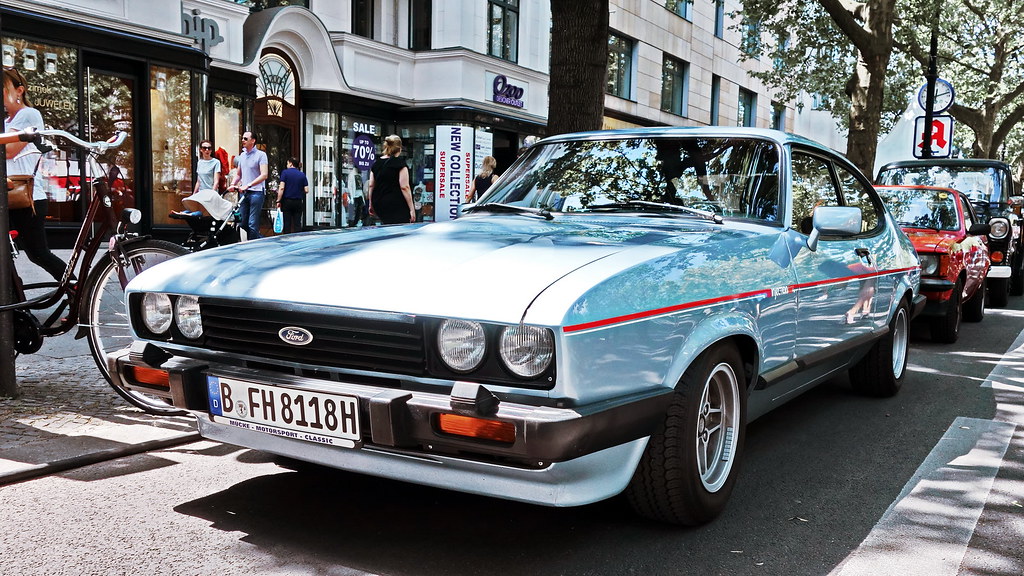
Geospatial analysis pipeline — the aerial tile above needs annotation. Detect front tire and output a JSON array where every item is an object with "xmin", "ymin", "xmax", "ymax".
[
  {"xmin": 850, "ymin": 300, "xmax": 909, "ymax": 397},
  {"xmin": 82, "ymin": 239, "xmax": 188, "ymax": 415},
  {"xmin": 626, "ymin": 342, "xmax": 746, "ymax": 526}
]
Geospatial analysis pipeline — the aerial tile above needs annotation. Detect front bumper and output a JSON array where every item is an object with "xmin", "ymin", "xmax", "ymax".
[{"xmin": 107, "ymin": 344, "xmax": 673, "ymax": 506}]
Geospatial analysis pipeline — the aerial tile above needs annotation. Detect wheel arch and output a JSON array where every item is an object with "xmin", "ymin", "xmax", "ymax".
[{"xmin": 664, "ymin": 312, "xmax": 762, "ymax": 395}]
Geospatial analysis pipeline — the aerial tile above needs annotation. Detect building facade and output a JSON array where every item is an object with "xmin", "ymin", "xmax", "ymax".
[{"xmin": 2, "ymin": 0, "xmax": 831, "ymax": 240}]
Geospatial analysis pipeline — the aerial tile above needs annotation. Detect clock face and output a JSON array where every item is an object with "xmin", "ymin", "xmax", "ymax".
[{"xmin": 918, "ymin": 79, "xmax": 955, "ymax": 113}]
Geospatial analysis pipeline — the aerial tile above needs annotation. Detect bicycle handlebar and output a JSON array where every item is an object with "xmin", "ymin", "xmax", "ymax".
[{"xmin": 5, "ymin": 127, "xmax": 127, "ymax": 153}]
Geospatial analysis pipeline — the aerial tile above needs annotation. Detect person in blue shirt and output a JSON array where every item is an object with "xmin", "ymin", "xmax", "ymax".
[
  {"xmin": 228, "ymin": 130, "xmax": 268, "ymax": 240},
  {"xmin": 275, "ymin": 157, "xmax": 308, "ymax": 234}
]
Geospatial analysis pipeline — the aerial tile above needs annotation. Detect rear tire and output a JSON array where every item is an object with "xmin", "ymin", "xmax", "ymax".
[
  {"xmin": 626, "ymin": 342, "xmax": 746, "ymax": 526},
  {"xmin": 82, "ymin": 238, "xmax": 189, "ymax": 415},
  {"xmin": 930, "ymin": 281, "xmax": 962, "ymax": 343},
  {"xmin": 963, "ymin": 280, "xmax": 986, "ymax": 323},
  {"xmin": 850, "ymin": 300, "xmax": 909, "ymax": 397}
]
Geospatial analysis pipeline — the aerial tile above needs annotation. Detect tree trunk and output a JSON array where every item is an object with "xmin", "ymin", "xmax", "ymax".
[
  {"xmin": 547, "ymin": 0, "xmax": 609, "ymax": 136},
  {"xmin": 845, "ymin": 54, "xmax": 888, "ymax": 178}
]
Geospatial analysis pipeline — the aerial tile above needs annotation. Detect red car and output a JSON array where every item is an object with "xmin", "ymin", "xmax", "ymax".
[{"xmin": 876, "ymin": 185, "xmax": 990, "ymax": 343}]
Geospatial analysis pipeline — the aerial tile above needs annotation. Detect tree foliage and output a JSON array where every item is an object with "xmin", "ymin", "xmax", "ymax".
[{"xmin": 895, "ymin": 0, "xmax": 1024, "ymax": 162}]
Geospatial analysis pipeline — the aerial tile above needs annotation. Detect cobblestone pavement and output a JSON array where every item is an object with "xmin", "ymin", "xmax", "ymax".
[{"xmin": 0, "ymin": 251, "xmax": 197, "ymax": 484}]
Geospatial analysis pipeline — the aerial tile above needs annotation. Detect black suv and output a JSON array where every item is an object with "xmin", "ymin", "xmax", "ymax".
[{"xmin": 877, "ymin": 158, "xmax": 1022, "ymax": 307}]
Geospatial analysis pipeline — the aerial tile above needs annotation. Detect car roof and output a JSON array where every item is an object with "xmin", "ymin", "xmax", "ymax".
[
  {"xmin": 536, "ymin": 127, "xmax": 833, "ymax": 154},
  {"xmin": 877, "ymin": 158, "xmax": 1011, "ymax": 172}
]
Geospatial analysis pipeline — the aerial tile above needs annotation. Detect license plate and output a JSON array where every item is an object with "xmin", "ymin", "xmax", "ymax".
[{"xmin": 207, "ymin": 376, "xmax": 360, "ymax": 448}]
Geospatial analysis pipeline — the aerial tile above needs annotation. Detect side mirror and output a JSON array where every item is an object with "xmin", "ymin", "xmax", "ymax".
[
  {"xmin": 806, "ymin": 206, "xmax": 862, "ymax": 252},
  {"xmin": 968, "ymin": 222, "xmax": 991, "ymax": 236}
]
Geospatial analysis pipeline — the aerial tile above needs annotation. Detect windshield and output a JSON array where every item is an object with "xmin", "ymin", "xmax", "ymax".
[
  {"xmin": 876, "ymin": 187, "xmax": 960, "ymax": 231},
  {"xmin": 876, "ymin": 165, "xmax": 1004, "ymax": 205},
  {"xmin": 481, "ymin": 137, "xmax": 781, "ymax": 223}
]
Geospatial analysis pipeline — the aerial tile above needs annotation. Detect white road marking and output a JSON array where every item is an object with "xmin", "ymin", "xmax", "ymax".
[{"xmin": 832, "ymin": 326, "xmax": 1024, "ymax": 575}]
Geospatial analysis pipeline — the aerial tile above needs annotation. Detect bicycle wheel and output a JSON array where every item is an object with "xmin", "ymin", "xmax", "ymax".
[{"xmin": 82, "ymin": 238, "xmax": 189, "ymax": 415}]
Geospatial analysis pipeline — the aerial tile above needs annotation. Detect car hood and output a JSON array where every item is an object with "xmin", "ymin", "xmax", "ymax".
[
  {"xmin": 903, "ymin": 229, "xmax": 961, "ymax": 254},
  {"xmin": 130, "ymin": 215, "xmax": 730, "ymax": 324}
]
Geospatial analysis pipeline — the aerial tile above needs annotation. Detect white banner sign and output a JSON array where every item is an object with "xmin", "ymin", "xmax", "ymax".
[{"xmin": 434, "ymin": 126, "xmax": 474, "ymax": 221}]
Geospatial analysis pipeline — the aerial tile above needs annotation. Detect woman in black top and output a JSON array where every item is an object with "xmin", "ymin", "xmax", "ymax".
[
  {"xmin": 467, "ymin": 155, "xmax": 497, "ymax": 203},
  {"xmin": 368, "ymin": 135, "xmax": 416, "ymax": 224}
]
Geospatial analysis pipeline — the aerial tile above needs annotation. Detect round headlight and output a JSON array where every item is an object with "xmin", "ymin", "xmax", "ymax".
[
  {"xmin": 141, "ymin": 292, "xmax": 172, "ymax": 335},
  {"xmin": 437, "ymin": 319, "xmax": 486, "ymax": 373},
  {"xmin": 175, "ymin": 295, "xmax": 203, "ymax": 339},
  {"xmin": 918, "ymin": 254, "xmax": 940, "ymax": 276},
  {"xmin": 499, "ymin": 325, "xmax": 554, "ymax": 378},
  {"xmin": 989, "ymin": 218, "xmax": 1010, "ymax": 239}
]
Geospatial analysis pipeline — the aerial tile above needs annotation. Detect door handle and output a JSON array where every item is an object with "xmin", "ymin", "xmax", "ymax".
[{"xmin": 855, "ymin": 247, "xmax": 873, "ymax": 266}]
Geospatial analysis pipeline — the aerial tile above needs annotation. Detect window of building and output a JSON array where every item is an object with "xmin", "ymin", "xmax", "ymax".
[
  {"xmin": 738, "ymin": 88, "xmax": 757, "ymax": 127},
  {"xmin": 714, "ymin": 0, "xmax": 725, "ymax": 38},
  {"xmin": 665, "ymin": 0, "xmax": 692, "ymax": 20},
  {"xmin": 661, "ymin": 55, "xmax": 689, "ymax": 116},
  {"xmin": 488, "ymin": 0, "xmax": 519, "ymax": 62},
  {"xmin": 353, "ymin": 0, "xmax": 374, "ymax": 39},
  {"xmin": 710, "ymin": 75, "xmax": 721, "ymax": 125},
  {"xmin": 150, "ymin": 66, "xmax": 193, "ymax": 226},
  {"xmin": 771, "ymin": 101, "xmax": 785, "ymax": 131},
  {"xmin": 742, "ymin": 20, "xmax": 761, "ymax": 58},
  {"xmin": 257, "ymin": 53, "xmax": 296, "ymax": 116},
  {"xmin": 410, "ymin": 0, "xmax": 432, "ymax": 50},
  {"xmin": 2, "ymin": 36, "xmax": 81, "ymax": 223},
  {"xmin": 607, "ymin": 33, "xmax": 634, "ymax": 100},
  {"xmin": 305, "ymin": 111, "xmax": 341, "ymax": 227}
]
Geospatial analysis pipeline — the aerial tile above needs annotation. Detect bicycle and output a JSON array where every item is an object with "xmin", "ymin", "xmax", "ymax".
[{"xmin": 2, "ymin": 127, "xmax": 189, "ymax": 412}]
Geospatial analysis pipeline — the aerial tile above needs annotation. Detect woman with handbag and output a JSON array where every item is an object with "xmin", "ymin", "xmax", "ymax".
[{"xmin": 4, "ymin": 66, "xmax": 67, "ymax": 282}]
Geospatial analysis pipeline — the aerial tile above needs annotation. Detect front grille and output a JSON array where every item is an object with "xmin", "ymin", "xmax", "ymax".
[{"xmin": 199, "ymin": 299, "xmax": 426, "ymax": 374}]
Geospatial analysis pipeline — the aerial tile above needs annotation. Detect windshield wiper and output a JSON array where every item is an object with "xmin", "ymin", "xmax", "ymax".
[
  {"xmin": 585, "ymin": 200, "xmax": 724, "ymax": 223},
  {"xmin": 462, "ymin": 202, "xmax": 554, "ymax": 220}
]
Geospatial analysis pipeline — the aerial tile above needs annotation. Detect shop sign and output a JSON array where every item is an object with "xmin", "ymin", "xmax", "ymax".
[
  {"xmin": 435, "ymin": 126, "xmax": 475, "ymax": 221},
  {"xmin": 351, "ymin": 134, "xmax": 376, "ymax": 171},
  {"xmin": 181, "ymin": 10, "xmax": 224, "ymax": 53},
  {"xmin": 488, "ymin": 73, "xmax": 527, "ymax": 109}
]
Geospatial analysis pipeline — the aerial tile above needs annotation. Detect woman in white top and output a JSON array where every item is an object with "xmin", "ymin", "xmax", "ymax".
[
  {"xmin": 4, "ymin": 67, "xmax": 67, "ymax": 282},
  {"xmin": 177, "ymin": 139, "xmax": 233, "ymax": 220}
]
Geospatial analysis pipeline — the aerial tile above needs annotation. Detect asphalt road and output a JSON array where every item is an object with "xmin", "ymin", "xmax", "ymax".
[{"xmin": 0, "ymin": 298, "xmax": 1021, "ymax": 576}]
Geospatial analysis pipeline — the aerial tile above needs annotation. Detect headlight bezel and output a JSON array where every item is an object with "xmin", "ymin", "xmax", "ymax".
[
  {"xmin": 989, "ymin": 217, "xmax": 1010, "ymax": 240},
  {"xmin": 429, "ymin": 318, "xmax": 557, "ymax": 386},
  {"xmin": 498, "ymin": 325, "xmax": 555, "ymax": 379},
  {"xmin": 918, "ymin": 253, "xmax": 941, "ymax": 276},
  {"xmin": 140, "ymin": 292, "xmax": 173, "ymax": 335},
  {"xmin": 174, "ymin": 295, "xmax": 204, "ymax": 340}
]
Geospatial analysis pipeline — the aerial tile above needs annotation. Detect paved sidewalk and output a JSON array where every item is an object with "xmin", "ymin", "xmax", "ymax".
[{"xmin": 0, "ymin": 251, "xmax": 198, "ymax": 485}]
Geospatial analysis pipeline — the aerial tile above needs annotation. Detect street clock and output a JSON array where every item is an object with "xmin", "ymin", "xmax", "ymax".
[{"xmin": 918, "ymin": 78, "xmax": 955, "ymax": 113}]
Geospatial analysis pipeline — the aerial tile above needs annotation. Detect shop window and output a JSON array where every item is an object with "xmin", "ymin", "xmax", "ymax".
[
  {"xmin": 661, "ymin": 55, "xmax": 689, "ymax": 117},
  {"xmin": 738, "ymin": 88, "xmax": 757, "ymax": 127},
  {"xmin": 410, "ymin": 0, "xmax": 432, "ymax": 50},
  {"xmin": 150, "ymin": 66, "xmax": 193, "ymax": 226},
  {"xmin": 402, "ymin": 125, "xmax": 436, "ymax": 222},
  {"xmin": 305, "ymin": 112, "xmax": 340, "ymax": 228},
  {"xmin": 214, "ymin": 93, "xmax": 245, "ymax": 170},
  {"xmin": 341, "ymin": 116, "xmax": 384, "ymax": 227},
  {"xmin": 710, "ymin": 75, "xmax": 721, "ymax": 126},
  {"xmin": 1, "ymin": 36, "xmax": 80, "ymax": 223},
  {"xmin": 607, "ymin": 33, "xmax": 634, "ymax": 100},
  {"xmin": 488, "ymin": 0, "xmax": 519, "ymax": 62},
  {"xmin": 353, "ymin": 0, "xmax": 375, "ymax": 39},
  {"xmin": 665, "ymin": 0, "xmax": 692, "ymax": 20}
]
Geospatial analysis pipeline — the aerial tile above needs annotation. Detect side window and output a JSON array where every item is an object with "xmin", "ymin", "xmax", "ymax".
[
  {"xmin": 835, "ymin": 163, "xmax": 880, "ymax": 233},
  {"xmin": 961, "ymin": 194, "xmax": 975, "ymax": 229},
  {"xmin": 791, "ymin": 152, "xmax": 839, "ymax": 234}
]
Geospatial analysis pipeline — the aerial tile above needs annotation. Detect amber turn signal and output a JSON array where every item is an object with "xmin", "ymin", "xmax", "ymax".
[
  {"xmin": 437, "ymin": 413, "xmax": 516, "ymax": 444},
  {"xmin": 126, "ymin": 365, "xmax": 170, "ymax": 388}
]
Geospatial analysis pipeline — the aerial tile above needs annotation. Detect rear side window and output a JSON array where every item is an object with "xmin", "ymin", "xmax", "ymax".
[{"xmin": 836, "ymin": 163, "xmax": 880, "ymax": 233}]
